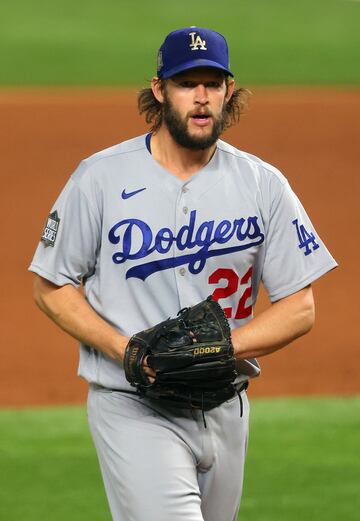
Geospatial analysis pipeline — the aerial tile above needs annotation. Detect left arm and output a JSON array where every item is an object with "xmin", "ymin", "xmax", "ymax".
[{"xmin": 232, "ymin": 285, "xmax": 315, "ymax": 359}]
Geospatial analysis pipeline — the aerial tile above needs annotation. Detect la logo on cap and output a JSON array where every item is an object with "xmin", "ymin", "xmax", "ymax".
[{"xmin": 189, "ymin": 31, "xmax": 207, "ymax": 51}]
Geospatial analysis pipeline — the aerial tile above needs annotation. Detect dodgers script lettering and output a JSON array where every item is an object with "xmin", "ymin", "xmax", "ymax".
[{"xmin": 108, "ymin": 210, "xmax": 264, "ymax": 280}]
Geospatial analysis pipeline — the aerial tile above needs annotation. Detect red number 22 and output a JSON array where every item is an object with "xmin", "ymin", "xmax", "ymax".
[{"xmin": 209, "ymin": 267, "xmax": 253, "ymax": 319}]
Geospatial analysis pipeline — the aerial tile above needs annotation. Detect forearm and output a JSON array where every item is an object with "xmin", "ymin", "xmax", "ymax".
[
  {"xmin": 232, "ymin": 285, "xmax": 315, "ymax": 359},
  {"xmin": 33, "ymin": 275, "xmax": 128, "ymax": 361}
]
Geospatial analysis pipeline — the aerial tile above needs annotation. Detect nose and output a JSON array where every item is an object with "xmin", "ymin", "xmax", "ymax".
[{"xmin": 194, "ymin": 83, "xmax": 208, "ymax": 105}]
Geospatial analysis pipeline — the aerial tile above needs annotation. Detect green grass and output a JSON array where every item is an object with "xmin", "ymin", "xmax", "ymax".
[
  {"xmin": 0, "ymin": 0, "xmax": 359, "ymax": 86},
  {"xmin": 0, "ymin": 397, "xmax": 359, "ymax": 520},
  {"xmin": 241, "ymin": 397, "xmax": 360, "ymax": 520},
  {"xmin": 0, "ymin": 407, "xmax": 111, "ymax": 521}
]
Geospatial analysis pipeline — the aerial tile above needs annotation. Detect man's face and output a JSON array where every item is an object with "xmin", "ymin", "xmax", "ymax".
[{"xmin": 161, "ymin": 68, "xmax": 233, "ymax": 150}]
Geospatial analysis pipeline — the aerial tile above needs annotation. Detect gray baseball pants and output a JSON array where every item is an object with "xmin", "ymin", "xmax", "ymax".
[{"xmin": 87, "ymin": 384, "xmax": 250, "ymax": 521}]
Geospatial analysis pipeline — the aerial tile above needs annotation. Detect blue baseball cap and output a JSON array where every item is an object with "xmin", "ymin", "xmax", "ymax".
[{"xmin": 157, "ymin": 27, "xmax": 234, "ymax": 79}]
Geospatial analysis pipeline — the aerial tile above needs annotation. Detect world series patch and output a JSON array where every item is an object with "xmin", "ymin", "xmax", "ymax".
[{"xmin": 41, "ymin": 210, "xmax": 60, "ymax": 247}]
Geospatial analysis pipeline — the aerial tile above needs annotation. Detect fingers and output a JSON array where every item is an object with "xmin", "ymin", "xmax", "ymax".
[
  {"xmin": 143, "ymin": 356, "xmax": 156, "ymax": 383},
  {"xmin": 189, "ymin": 330, "xmax": 198, "ymax": 343}
]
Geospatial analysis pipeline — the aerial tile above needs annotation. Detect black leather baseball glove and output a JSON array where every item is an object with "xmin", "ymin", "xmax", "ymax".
[{"xmin": 124, "ymin": 296, "xmax": 237, "ymax": 410}]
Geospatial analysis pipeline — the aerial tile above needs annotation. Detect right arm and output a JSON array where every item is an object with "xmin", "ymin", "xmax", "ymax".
[{"xmin": 32, "ymin": 274, "xmax": 128, "ymax": 361}]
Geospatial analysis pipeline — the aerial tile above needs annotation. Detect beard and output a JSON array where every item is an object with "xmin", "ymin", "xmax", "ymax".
[{"xmin": 162, "ymin": 94, "xmax": 227, "ymax": 150}]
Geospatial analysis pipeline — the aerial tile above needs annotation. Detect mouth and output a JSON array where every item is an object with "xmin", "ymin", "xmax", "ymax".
[{"xmin": 190, "ymin": 113, "xmax": 212, "ymax": 127}]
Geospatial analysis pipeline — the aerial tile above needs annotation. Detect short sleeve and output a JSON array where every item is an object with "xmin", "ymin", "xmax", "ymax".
[
  {"xmin": 262, "ymin": 180, "xmax": 337, "ymax": 302},
  {"xmin": 29, "ymin": 173, "xmax": 101, "ymax": 287}
]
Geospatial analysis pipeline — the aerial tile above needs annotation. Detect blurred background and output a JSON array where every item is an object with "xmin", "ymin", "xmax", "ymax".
[{"xmin": 0, "ymin": 1, "xmax": 359, "ymax": 520}]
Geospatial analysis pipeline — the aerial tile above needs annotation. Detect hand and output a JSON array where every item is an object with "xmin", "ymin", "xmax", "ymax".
[{"xmin": 142, "ymin": 356, "xmax": 156, "ymax": 384}]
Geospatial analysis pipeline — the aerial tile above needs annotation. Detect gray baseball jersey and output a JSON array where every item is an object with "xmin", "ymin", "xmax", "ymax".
[
  {"xmin": 29, "ymin": 134, "xmax": 337, "ymax": 390},
  {"xmin": 29, "ymin": 134, "xmax": 337, "ymax": 521}
]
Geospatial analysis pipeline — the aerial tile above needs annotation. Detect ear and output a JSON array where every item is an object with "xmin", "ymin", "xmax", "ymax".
[
  {"xmin": 151, "ymin": 77, "xmax": 165, "ymax": 103},
  {"xmin": 225, "ymin": 79, "xmax": 235, "ymax": 102}
]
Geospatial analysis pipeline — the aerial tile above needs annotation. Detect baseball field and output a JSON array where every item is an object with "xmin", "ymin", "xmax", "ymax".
[{"xmin": 0, "ymin": 1, "xmax": 359, "ymax": 520}]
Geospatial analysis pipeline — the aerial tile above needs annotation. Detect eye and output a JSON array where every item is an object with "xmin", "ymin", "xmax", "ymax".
[
  {"xmin": 179, "ymin": 81, "xmax": 196, "ymax": 88},
  {"xmin": 206, "ymin": 81, "xmax": 222, "ymax": 89}
]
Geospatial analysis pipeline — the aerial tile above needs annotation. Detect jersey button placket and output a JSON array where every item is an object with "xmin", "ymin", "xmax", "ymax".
[
  {"xmin": 174, "ymin": 184, "xmax": 192, "ymax": 304},
  {"xmin": 182, "ymin": 185, "xmax": 189, "ymax": 215}
]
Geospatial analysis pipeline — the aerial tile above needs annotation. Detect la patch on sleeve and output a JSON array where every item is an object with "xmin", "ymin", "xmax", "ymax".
[
  {"xmin": 41, "ymin": 210, "xmax": 60, "ymax": 247},
  {"xmin": 292, "ymin": 218, "xmax": 319, "ymax": 256}
]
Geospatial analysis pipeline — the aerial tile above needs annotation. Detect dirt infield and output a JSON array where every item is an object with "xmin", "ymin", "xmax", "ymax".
[{"xmin": 0, "ymin": 88, "xmax": 359, "ymax": 406}]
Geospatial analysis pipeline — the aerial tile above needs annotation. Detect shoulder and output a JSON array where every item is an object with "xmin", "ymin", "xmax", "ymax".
[
  {"xmin": 216, "ymin": 139, "xmax": 288, "ymax": 188},
  {"xmin": 85, "ymin": 134, "xmax": 148, "ymax": 165},
  {"xmin": 72, "ymin": 134, "xmax": 148, "ymax": 182}
]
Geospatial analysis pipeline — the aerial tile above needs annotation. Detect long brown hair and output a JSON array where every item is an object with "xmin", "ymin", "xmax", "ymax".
[{"xmin": 137, "ymin": 78, "xmax": 251, "ymax": 133}]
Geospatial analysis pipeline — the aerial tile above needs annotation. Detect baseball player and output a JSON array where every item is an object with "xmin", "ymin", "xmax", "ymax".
[{"xmin": 29, "ymin": 27, "xmax": 337, "ymax": 521}]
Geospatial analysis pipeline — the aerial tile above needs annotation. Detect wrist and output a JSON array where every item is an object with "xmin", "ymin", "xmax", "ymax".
[
  {"xmin": 119, "ymin": 336, "xmax": 130, "ymax": 361},
  {"xmin": 231, "ymin": 328, "xmax": 242, "ymax": 358},
  {"xmin": 108, "ymin": 334, "xmax": 129, "ymax": 362}
]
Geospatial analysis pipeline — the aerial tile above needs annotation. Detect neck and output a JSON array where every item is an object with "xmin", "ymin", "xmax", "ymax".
[{"xmin": 150, "ymin": 125, "xmax": 217, "ymax": 181}]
